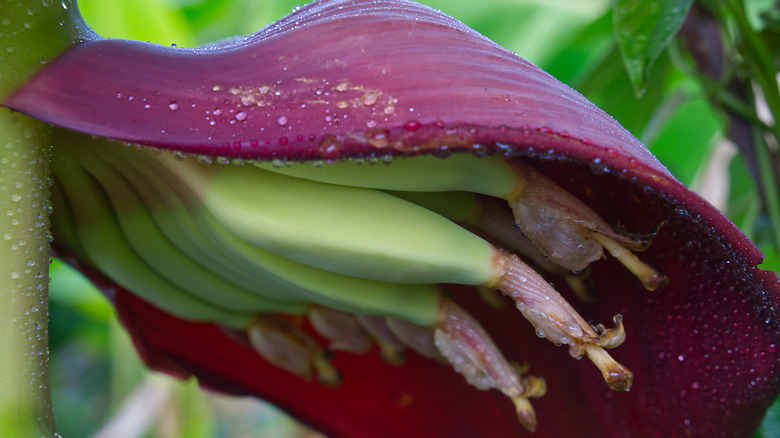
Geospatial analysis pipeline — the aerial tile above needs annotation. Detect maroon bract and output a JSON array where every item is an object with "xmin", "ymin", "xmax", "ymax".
[{"xmin": 5, "ymin": 0, "xmax": 780, "ymax": 436}]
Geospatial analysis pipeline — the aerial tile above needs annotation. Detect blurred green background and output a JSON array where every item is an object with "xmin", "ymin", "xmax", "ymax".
[{"xmin": 48, "ymin": 0, "xmax": 780, "ymax": 437}]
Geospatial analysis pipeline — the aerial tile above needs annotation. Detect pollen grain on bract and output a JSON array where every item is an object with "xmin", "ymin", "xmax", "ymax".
[{"xmin": 51, "ymin": 134, "xmax": 670, "ymax": 432}]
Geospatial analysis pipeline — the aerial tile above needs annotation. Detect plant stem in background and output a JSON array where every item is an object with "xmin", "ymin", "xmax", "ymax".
[
  {"xmin": 0, "ymin": 0, "xmax": 89, "ymax": 435},
  {"xmin": 681, "ymin": 1, "xmax": 780, "ymax": 252},
  {"xmin": 0, "ymin": 108, "xmax": 57, "ymax": 437}
]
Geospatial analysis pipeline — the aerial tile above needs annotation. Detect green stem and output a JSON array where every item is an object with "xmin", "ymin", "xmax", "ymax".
[
  {"xmin": 0, "ymin": 0, "xmax": 95, "ymax": 101},
  {"xmin": 0, "ymin": 108, "xmax": 57, "ymax": 437},
  {"xmin": 0, "ymin": 1, "xmax": 93, "ymax": 436},
  {"xmin": 725, "ymin": 0, "xmax": 780, "ymax": 143},
  {"xmin": 718, "ymin": 0, "xmax": 780, "ymax": 251}
]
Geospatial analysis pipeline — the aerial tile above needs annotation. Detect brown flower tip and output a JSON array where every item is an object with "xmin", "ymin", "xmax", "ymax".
[
  {"xmin": 247, "ymin": 315, "xmax": 341, "ymax": 385},
  {"xmin": 585, "ymin": 344, "xmax": 633, "ymax": 392}
]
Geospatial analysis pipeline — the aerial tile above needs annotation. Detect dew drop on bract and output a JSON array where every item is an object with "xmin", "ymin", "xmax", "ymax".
[
  {"xmin": 403, "ymin": 120, "xmax": 421, "ymax": 132},
  {"xmin": 362, "ymin": 93, "xmax": 378, "ymax": 106},
  {"xmin": 590, "ymin": 158, "xmax": 608, "ymax": 175}
]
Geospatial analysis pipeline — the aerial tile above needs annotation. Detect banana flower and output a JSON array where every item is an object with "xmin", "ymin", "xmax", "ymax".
[{"xmin": 2, "ymin": 0, "xmax": 779, "ymax": 437}]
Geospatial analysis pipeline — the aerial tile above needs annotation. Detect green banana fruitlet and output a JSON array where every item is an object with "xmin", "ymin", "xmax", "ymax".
[{"xmin": 50, "ymin": 130, "xmax": 673, "ymax": 431}]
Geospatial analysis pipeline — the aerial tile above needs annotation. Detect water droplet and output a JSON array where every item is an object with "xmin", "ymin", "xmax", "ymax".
[
  {"xmin": 362, "ymin": 92, "xmax": 378, "ymax": 106},
  {"xmin": 535, "ymin": 328, "xmax": 545, "ymax": 338},
  {"xmin": 235, "ymin": 111, "xmax": 247, "ymax": 121},
  {"xmin": 335, "ymin": 100, "xmax": 349, "ymax": 110},
  {"xmin": 471, "ymin": 144, "xmax": 487, "ymax": 157},
  {"xmin": 271, "ymin": 159, "xmax": 284, "ymax": 168},
  {"xmin": 334, "ymin": 81, "xmax": 349, "ymax": 92},
  {"xmin": 590, "ymin": 158, "xmax": 608, "ymax": 174},
  {"xmin": 197, "ymin": 155, "xmax": 213, "ymax": 166},
  {"xmin": 168, "ymin": 102, "xmax": 179, "ymax": 111},
  {"xmin": 277, "ymin": 116, "xmax": 288, "ymax": 126},
  {"xmin": 403, "ymin": 120, "xmax": 421, "ymax": 132},
  {"xmin": 212, "ymin": 84, "xmax": 221, "ymax": 92}
]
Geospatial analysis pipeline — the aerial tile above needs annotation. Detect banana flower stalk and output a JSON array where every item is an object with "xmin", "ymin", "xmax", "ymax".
[{"xmin": 2, "ymin": 0, "xmax": 780, "ymax": 437}]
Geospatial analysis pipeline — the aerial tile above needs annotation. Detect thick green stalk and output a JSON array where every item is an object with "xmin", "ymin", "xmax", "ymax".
[
  {"xmin": 0, "ymin": 0, "xmax": 94, "ymax": 101},
  {"xmin": 0, "ymin": 0, "xmax": 92, "ymax": 436},
  {"xmin": 0, "ymin": 108, "xmax": 57, "ymax": 437}
]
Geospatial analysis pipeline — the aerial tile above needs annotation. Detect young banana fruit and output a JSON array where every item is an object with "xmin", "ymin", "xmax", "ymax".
[
  {"xmin": 156, "ymin": 147, "xmax": 635, "ymax": 390},
  {"xmin": 52, "ymin": 132, "xmax": 667, "ymax": 430},
  {"xmin": 51, "ymin": 151, "xmax": 255, "ymax": 328},
  {"xmin": 53, "ymin": 130, "xmax": 443, "ymax": 326},
  {"xmin": 257, "ymin": 154, "xmax": 668, "ymax": 290}
]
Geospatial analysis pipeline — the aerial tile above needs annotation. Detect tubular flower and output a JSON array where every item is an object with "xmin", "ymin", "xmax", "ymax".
[{"xmin": 3, "ymin": 0, "xmax": 780, "ymax": 437}]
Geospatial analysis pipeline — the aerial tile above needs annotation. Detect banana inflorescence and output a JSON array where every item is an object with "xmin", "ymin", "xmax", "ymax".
[{"xmin": 52, "ymin": 131, "xmax": 670, "ymax": 432}]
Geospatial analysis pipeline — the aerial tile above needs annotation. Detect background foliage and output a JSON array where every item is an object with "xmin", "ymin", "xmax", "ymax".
[{"xmin": 48, "ymin": 0, "xmax": 780, "ymax": 436}]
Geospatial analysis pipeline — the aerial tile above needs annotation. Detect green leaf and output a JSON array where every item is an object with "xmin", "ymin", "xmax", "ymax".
[
  {"xmin": 756, "ymin": 394, "xmax": 780, "ymax": 437},
  {"xmin": 758, "ymin": 245, "xmax": 780, "ymax": 272},
  {"xmin": 647, "ymin": 93, "xmax": 720, "ymax": 185},
  {"xmin": 78, "ymin": 0, "xmax": 195, "ymax": 47},
  {"xmin": 613, "ymin": 0, "xmax": 693, "ymax": 97}
]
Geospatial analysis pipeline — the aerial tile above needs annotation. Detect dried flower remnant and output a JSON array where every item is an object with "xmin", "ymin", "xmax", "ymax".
[
  {"xmin": 354, "ymin": 314, "xmax": 407, "ymax": 364},
  {"xmin": 434, "ymin": 299, "xmax": 547, "ymax": 432},
  {"xmin": 505, "ymin": 161, "xmax": 668, "ymax": 291},
  {"xmin": 248, "ymin": 315, "xmax": 341, "ymax": 386},
  {"xmin": 308, "ymin": 306, "xmax": 373, "ymax": 354},
  {"xmin": 492, "ymin": 251, "xmax": 632, "ymax": 391}
]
